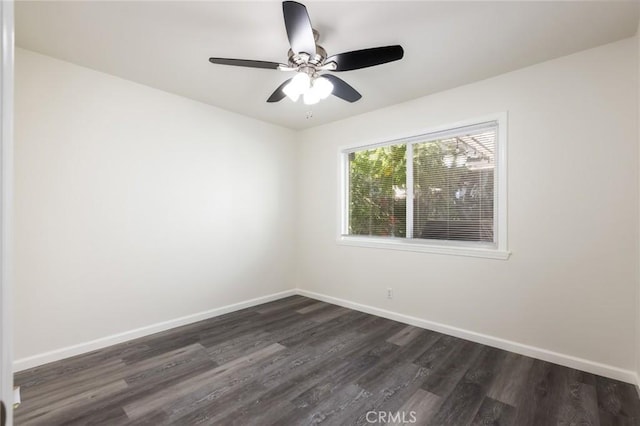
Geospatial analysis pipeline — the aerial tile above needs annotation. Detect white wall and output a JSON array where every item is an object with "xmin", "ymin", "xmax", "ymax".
[
  {"xmin": 296, "ymin": 38, "xmax": 639, "ymax": 377},
  {"xmin": 14, "ymin": 49, "xmax": 296, "ymax": 363}
]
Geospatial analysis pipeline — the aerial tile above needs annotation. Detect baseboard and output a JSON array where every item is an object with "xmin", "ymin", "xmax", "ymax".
[
  {"xmin": 295, "ymin": 289, "xmax": 637, "ymax": 385},
  {"xmin": 13, "ymin": 289, "xmax": 297, "ymax": 372},
  {"xmin": 14, "ymin": 287, "xmax": 637, "ymax": 385}
]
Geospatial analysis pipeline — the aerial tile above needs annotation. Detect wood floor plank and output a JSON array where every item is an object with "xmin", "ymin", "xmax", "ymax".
[
  {"xmin": 15, "ymin": 345, "xmax": 139, "ymax": 391},
  {"xmin": 171, "ymin": 336, "xmax": 361, "ymax": 422},
  {"xmin": 21, "ymin": 342, "xmax": 213, "ymax": 416},
  {"xmin": 358, "ymin": 328, "xmax": 440, "ymax": 392},
  {"xmin": 223, "ymin": 316, "xmax": 400, "ymax": 423},
  {"xmin": 55, "ymin": 406, "xmax": 131, "ymax": 426},
  {"xmin": 120, "ymin": 334, "xmax": 200, "ymax": 365},
  {"xmin": 421, "ymin": 339, "xmax": 484, "ymax": 398},
  {"xmin": 278, "ymin": 310, "xmax": 370, "ymax": 348},
  {"xmin": 122, "ymin": 343, "xmax": 214, "ymax": 386},
  {"xmin": 485, "ymin": 351, "xmax": 535, "ymax": 406},
  {"xmin": 29, "ymin": 355, "xmax": 217, "ymax": 425},
  {"xmin": 599, "ymin": 410, "xmax": 640, "ymax": 426},
  {"xmin": 596, "ymin": 375, "xmax": 640, "ymax": 422},
  {"xmin": 116, "ymin": 310, "xmax": 263, "ymax": 365},
  {"xmin": 290, "ymin": 341, "xmax": 399, "ymax": 411},
  {"xmin": 512, "ymin": 359, "xmax": 565, "ymax": 426},
  {"xmin": 166, "ymin": 377, "xmax": 270, "ymax": 425},
  {"xmin": 123, "ymin": 343, "xmax": 285, "ymax": 419},
  {"xmin": 387, "ymin": 325, "xmax": 425, "ymax": 347},
  {"xmin": 165, "ymin": 328, "xmax": 372, "ymax": 424},
  {"xmin": 296, "ymin": 301, "xmax": 328, "ymax": 314},
  {"xmin": 197, "ymin": 307, "xmax": 302, "ymax": 348},
  {"xmin": 204, "ymin": 329, "xmax": 274, "ymax": 363},
  {"xmin": 13, "ymin": 296, "xmax": 640, "ymax": 425},
  {"xmin": 345, "ymin": 363, "xmax": 428, "ymax": 426},
  {"xmin": 469, "ymin": 396, "xmax": 516, "ymax": 426},
  {"xmin": 570, "ymin": 367, "xmax": 598, "ymax": 387},
  {"xmin": 413, "ymin": 334, "xmax": 460, "ymax": 370},
  {"xmin": 296, "ymin": 383, "xmax": 372, "ymax": 426},
  {"xmin": 19, "ymin": 379, "xmax": 128, "ymax": 425},
  {"xmin": 18, "ymin": 358, "xmax": 127, "ymax": 405},
  {"xmin": 555, "ymin": 381, "xmax": 600, "ymax": 426},
  {"xmin": 212, "ymin": 320, "xmax": 405, "ymax": 425},
  {"xmin": 307, "ymin": 305, "xmax": 351, "ymax": 323},
  {"xmin": 124, "ymin": 409, "xmax": 172, "ymax": 426},
  {"xmin": 253, "ymin": 296, "xmax": 315, "ymax": 315},
  {"xmin": 389, "ymin": 388, "xmax": 441, "ymax": 426},
  {"xmin": 429, "ymin": 346, "xmax": 506, "ymax": 426}
]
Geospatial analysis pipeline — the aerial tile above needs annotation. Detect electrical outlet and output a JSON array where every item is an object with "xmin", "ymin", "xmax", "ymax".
[
  {"xmin": 387, "ymin": 288, "xmax": 393, "ymax": 299},
  {"xmin": 13, "ymin": 386, "xmax": 20, "ymax": 409}
]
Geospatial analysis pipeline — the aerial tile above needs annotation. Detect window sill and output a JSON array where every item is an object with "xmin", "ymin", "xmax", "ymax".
[{"xmin": 337, "ymin": 236, "xmax": 511, "ymax": 260}]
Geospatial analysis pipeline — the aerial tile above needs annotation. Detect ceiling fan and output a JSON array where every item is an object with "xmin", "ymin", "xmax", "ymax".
[{"xmin": 209, "ymin": 1, "xmax": 404, "ymax": 105}]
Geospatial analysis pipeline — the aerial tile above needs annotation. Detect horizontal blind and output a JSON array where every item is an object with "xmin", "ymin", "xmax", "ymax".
[
  {"xmin": 348, "ymin": 144, "xmax": 407, "ymax": 237},
  {"xmin": 342, "ymin": 121, "xmax": 497, "ymax": 154},
  {"xmin": 412, "ymin": 123, "xmax": 496, "ymax": 243}
]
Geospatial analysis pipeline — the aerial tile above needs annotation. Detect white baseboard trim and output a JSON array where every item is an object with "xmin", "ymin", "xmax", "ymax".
[
  {"xmin": 296, "ymin": 289, "xmax": 637, "ymax": 385},
  {"xmin": 14, "ymin": 287, "xmax": 637, "ymax": 385},
  {"xmin": 13, "ymin": 289, "xmax": 297, "ymax": 372}
]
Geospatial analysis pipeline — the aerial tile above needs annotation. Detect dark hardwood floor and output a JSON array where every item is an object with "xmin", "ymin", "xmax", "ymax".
[{"xmin": 13, "ymin": 295, "xmax": 640, "ymax": 425}]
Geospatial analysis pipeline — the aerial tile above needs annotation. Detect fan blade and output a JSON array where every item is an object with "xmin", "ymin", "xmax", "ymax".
[
  {"xmin": 323, "ymin": 75, "xmax": 362, "ymax": 102},
  {"xmin": 267, "ymin": 78, "xmax": 293, "ymax": 103},
  {"xmin": 326, "ymin": 45, "xmax": 404, "ymax": 71},
  {"xmin": 209, "ymin": 57, "xmax": 281, "ymax": 70},
  {"xmin": 282, "ymin": 1, "xmax": 316, "ymax": 56}
]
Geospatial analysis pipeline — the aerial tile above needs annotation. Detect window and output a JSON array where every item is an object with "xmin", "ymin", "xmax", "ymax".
[{"xmin": 340, "ymin": 115, "xmax": 508, "ymax": 259}]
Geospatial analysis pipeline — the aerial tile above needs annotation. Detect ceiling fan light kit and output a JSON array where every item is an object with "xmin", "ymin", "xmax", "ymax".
[
  {"xmin": 208, "ymin": 1, "xmax": 404, "ymax": 106},
  {"xmin": 283, "ymin": 73, "xmax": 333, "ymax": 105}
]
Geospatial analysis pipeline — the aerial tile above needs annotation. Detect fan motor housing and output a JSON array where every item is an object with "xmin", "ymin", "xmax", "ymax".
[
  {"xmin": 288, "ymin": 29, "xmax": 327, "ymax": 71},
  {"xmin": 288, "ymin": 46, "xmax": 326, "ymax": 64}
]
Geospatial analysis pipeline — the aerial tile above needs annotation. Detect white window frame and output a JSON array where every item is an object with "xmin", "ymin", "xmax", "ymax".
[{"xmin": 337, "ymin": 113, "xmax": 510, "ymax": 260}]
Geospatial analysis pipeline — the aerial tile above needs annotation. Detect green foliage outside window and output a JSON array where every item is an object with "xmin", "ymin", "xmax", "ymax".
[
  {"xmin": 348, "ymin": 140, "xmax": 494, "ymax": 242},
  {"xmin": 349, "ymin": 144, "xmax": 406, "ymax": 237}
]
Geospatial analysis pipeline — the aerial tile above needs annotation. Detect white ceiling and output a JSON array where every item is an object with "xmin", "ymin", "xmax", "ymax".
[{"xmin": 16, "ymin": 1, "xmax": 639, "ymax": 130}]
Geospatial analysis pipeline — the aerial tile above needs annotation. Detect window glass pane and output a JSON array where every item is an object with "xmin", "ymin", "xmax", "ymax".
[
  {"xmin": 349, "ymin": 144, "xmax": 407, "ymax": 237},
  {"xmin": 413, "ymin": 127, "xmax": 496, "ymax": 243}
]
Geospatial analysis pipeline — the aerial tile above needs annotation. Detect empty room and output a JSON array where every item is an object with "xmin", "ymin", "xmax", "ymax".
[{"xmin": 1, "ymin": 0, "xmax": 640, "ymax": 424}]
